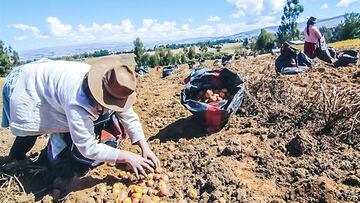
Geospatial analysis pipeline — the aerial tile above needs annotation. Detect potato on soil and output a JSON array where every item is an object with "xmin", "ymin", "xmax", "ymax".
[{"xmin": 187, "ymin": 189, "xmax": 198, "ymax": 199}]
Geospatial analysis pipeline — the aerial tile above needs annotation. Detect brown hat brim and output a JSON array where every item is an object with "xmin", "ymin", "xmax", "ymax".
[{"xmin": 88, "ymin": 59, "xmax": 136, "ymax": 112}]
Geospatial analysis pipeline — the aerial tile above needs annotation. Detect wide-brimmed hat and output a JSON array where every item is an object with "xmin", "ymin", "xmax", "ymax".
[
  {"xmin": 308, "ymin": 16, "xmax": 317, "ymax": 23},
  {"xmin": 88, "ymin": 58, "xmax": 137, "ymax": 112}
]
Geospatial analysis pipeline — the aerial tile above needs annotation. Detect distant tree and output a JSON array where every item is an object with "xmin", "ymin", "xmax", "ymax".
[
  {"xmin": 319, "ymin": 26, "xmax": 335, "ymax": 42},
  {"xmin": 180, "ymin": 52, "xmax": 187, "ymax": 64},
  {"xmin": 176, "ymin": 52, "xmax": 187, "ymax": 64},
  {"xmin": 337, "ymin": 12, "xmax": 360, "ymax": 41},
  {"xmin": 187, "ymin": 46, "xmax": 196, "ymax": 60},
  {"xmin": 235, "ymin": 47, "xmax": 249, "ymax": 56},
  {"xmin": 215, "ymin": 45, "xmax": 222, "ymax": 52},
  {"xmin": 276, "ymin": 0, "xmax": 304, "ymax": 44},
  {"xmin": 255, "ymin": 29, "xmax": 276, "ymax": 53},
  {"xmin": 163, "ymin": 49, "xmax": 175, "ymax": 65},
  {"xmin": 148, "ymin": 54, "xmax": 160, "ymax": 68},
  {"xmin": 243, "ymin": 38, "xmax": 249, "ymax": 48},
  {"xmin": 199, "ymin": 44, "xmax": 208, "ymax": 53},
  {"xmin": 0, "ymin": 40, "xmax": 16, "ymax": 76},
  {"xmin": 133, "ymin": 37, "xmax": 146, "ymax": 67},
  {"xmin": 140, "ymin": 53, "xmax": 150, "ymax": 67},
  {"xmin": 92, "ymin": 49, "xmax": 109, "ymax": 57},
  {"xmin": 183, "ymin": 47, "xmax": 189, "ymax": 55},
  {"xmin": 10, "ymin": 50, "xmax": 20, "ymax": 66}
]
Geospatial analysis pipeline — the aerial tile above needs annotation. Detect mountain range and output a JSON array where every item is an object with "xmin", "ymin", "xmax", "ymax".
[{"xmin": 19, "ymin": 15, "xmax": 345, "ymax": 60}]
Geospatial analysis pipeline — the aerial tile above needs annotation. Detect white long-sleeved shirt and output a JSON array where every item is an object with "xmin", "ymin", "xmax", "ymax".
[{"xmin": 7, "ymin": 60, "xmax": 145, "ymax": 163}]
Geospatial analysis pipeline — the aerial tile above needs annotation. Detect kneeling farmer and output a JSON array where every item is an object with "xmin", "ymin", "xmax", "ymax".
[{"xmin": 2, "ymin": 58, "xmax": 159, "ymax": 179}]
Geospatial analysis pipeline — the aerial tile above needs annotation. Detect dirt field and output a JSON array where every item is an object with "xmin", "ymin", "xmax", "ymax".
[{"xmin": 0, "ymin": 47, "xmax": 359, "ymax": 203}]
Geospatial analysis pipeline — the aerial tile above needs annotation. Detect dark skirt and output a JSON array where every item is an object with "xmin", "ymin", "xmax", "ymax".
[{"xmin": 304, "ymin": 41, "xmax": 317, "ymax": 59}]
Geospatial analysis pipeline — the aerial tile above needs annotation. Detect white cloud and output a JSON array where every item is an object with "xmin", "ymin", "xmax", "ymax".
[
  {"xmin": 321, "ymin": 3, "xmax": 329, "ymax": 8},
  {"xmin": 207, "ymin": 16, "xmax": 221, "ymax": 22},
  {"xmin": 231, "ymin": 10, "xmax": 245, "ymax": 18},
  {"xmin": 188, "ymin": 18, "xmax": 193, "ymax": 22},
  {"xmin": 122, "ymin": 19, "xmax": 134, "ymax": 33},
  {"xmin": 182, "ymin": 24, "xmax": 189, "ymax": 31},
  {"xmin": 336, "ymin": 0, "xmax": 358, "ymax": 7},
  {"xmin": 14, "ymin": 36, "xmax": 27, "ymax": 41},
  {"xmin": 226, "ymin": 0, "xmax": 285, "ymax": 23},
  {"xmin": 46, "ymin": 17, "xmax": 72, "ymax": 37},
  {"xmin": 13, "ymin": 15, "xmax": 282, "ymax": 46},
  {"xmin": 12, "ymin": 23, "xmax": 48, "ymax": 38}
]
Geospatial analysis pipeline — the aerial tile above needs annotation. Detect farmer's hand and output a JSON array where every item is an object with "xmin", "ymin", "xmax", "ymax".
[
  {"xmin": 116, "ymin": 150, "xmax": 154, "ymax": 179},
  {"xmin": 137, "ymin": 139, "xmax": 160, "ymax": 168}
]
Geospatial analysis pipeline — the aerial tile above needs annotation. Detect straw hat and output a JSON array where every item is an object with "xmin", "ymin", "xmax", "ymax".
[{"xmin": 88, "ymin": 58, "xmax": 136, "ymax": 112}]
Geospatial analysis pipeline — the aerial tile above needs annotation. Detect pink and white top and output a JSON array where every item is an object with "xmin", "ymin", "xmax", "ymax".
[{"xmin": 304, "ymin": 25, "xmax": 322, "ymax": 44}]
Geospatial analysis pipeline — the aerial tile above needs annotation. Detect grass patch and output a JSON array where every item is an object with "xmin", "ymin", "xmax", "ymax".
[
  {"xmin": 84, "ymin": 53, "xmax": 137, "ymax": 69},
  {"xmin": 293, "ymin": 39, "xmax": 360, "ymax": 50},
  {"xmin": 328, "ymin": 39, "xmax": 360, "ymax": 48}
]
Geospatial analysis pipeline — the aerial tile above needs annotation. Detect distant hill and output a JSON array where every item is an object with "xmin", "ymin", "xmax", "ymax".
[
  {"xmin": 214, "ymin": 14, "xmax": 345, "ymax": 40},
  {"xmin": 19, "ymin": 15, "xmax": 345, "ymax": 60}
]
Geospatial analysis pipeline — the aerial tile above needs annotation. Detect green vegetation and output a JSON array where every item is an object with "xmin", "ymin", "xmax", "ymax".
[
  {"xmin": 319, "ymin": 12, "xmax": 360, "ymax": 43},
  {"xmin": 0, "ymin": 40, "xmax": 20, "ymax": 77},
  {"xmin": 133, "ymin": 37, "xmax": 146, "ymax": 67},
  {"xmin": 276, "ymin": 0, "xmax": 304, "ymax": 44},
  {"xmin": 255, "ymin": 29, "xmax": 276, "ymax": 53}
]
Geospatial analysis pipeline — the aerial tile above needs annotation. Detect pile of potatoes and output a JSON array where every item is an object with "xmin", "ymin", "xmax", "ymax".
[
  {"xmin": 90, "ymin": 167, "xmax": 174, "ymax": 203},
  {"xmin": 197, "ymin": 88, "xmax": 231, "ymax": 103},
  {"xmin": 147, "ymin": 117, "xmax": 170, "ymax": 128}
]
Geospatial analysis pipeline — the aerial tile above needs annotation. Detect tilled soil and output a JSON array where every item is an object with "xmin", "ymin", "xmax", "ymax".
[{"xmin": 0, "ymin": 49, "xmax": 359, "ymax": 203}]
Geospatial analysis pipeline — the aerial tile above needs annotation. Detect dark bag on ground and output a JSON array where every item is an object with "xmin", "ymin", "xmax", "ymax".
[
  {"xmin": 135, "ymin": 66, "xmax": 149, "ymax": 76},
  {"xmin": 333, "ymin": 50, "xmax": 359, "ymax": 68},
  {"xmin": 181, "ymin": 68, "xmax": 244, "ymax": 133},
  {"xmin": 162, "ymin": 66, "xmax": 174, "ymax": 78},
  {"xmin": 315, "ymin": 37, "xmax": 335, "ymax": 63}
]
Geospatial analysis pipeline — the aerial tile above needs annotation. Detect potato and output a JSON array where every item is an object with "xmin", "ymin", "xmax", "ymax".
[
  {"xmin": 132, "ymin": 198, "xmax": 140, "ymax": 203},
  {"xmin": 153, "ymin": 174, "xmax": 161, "ymax": 180},
  {"xmin": 133, "ymin": 186, "xmax": 143, "ymax": 194},
  {"xmin": 152, "ymin": 189, "xmax": 159, "ymax": 196},
  {"xmin": 142, "ymin": 195, "xmax": 153, "ymax": 203},
  {"xmin": 122, "ymin": 197, "xmax": 132, "ymax": 203},
  {"xmin": 119, "ymin": 171, "xmax": 127, "ymax": 177},
  {"xmin": 131, "ymin": 193, "xmax": 142, "ymax": 199},
  {"xmin": 147, "ymin": 188, "xmax": 153, "ymax": 196},
  {"xmin": 151, "ymin": 196, "xmax": 161, "ymax": 201},
  {"xmin": 155, "ymin": 167, "xmax": 163, "ymax": 174},
  {"xmin": 147, "ymin": 173, "xmax": 154, "ymax": 180},
  {"xmin": 205, "ymin": 90, "xmax": 213, "ymax": 99},
  {"xmin": 187, "ymin": 189, "xmax": 197, "ymax": 199},
  {"xmin": 157, "ymin": 186, "xmax": 169, "ymax": 197},
  {"xmin": 100, "ymin": 186, "xmax": 107, "ymax": 193},
  {"xmin": 219, "ymin": 91, "xmax": 225, "ymax": 98},
  {"xmin": 118, "ymin": 191, "xmax": 128, "ymax": 201},
  {"xmin": 209, "ymin": 95, "xmax": 217, "ymax": 102},
  {"xmin": 157, "ymin": 181, "xmax": 166, "ymax": 188},
  {"xmin": 146, "ymin": 179, "xmax": 154, "ymax": 187},
  {"xmin": 161, "ymin": 174, "xmax": 169, "ymax": 182},
  {"xmin": 113, "ymin": 183, "xmax": 122, "ymax": 193}
]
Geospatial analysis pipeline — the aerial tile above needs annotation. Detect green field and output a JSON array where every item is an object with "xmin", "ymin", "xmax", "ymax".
[
  {"xmin": 84, "ymin": 53, "xmax": 137, "ymax": 68},
  {"xmin": 293, "ymin": 39, "xmax": 360, "ymax": 50}
]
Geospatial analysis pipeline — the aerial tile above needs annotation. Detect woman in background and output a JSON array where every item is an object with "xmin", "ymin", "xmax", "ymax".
[{"xmin": 304, "ymin": 16, "xmax": 322, "ymax": 59}]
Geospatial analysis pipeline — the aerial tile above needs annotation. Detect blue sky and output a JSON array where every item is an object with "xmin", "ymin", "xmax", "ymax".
[{"xmin": 1, "ymin": 0, "xmax": 359, "ymax": 51}]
